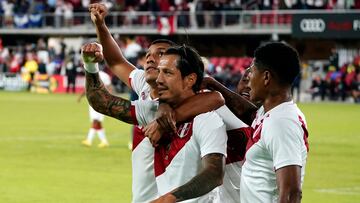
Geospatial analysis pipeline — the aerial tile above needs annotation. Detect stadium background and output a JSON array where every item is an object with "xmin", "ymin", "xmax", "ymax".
[{"xmin": 0, "ymin": 0, "xmax": 360, "ymax": 202}]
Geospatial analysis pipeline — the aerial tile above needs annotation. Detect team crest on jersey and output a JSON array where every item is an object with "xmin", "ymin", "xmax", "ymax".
[{"xmin": 176, "ymin": 122, "xmax": 193, "ymax": 138}]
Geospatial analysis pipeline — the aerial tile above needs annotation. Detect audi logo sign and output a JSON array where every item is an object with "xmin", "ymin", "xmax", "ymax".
[
  {"xmin": 300, "ymin": 19, "xmax": 326, "ymax": 32},
  {"xmin": 293, "ymin": 13, "xmax": 360, "ymax": 38}
]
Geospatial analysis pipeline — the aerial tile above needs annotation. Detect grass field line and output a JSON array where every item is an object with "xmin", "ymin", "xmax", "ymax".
[{"xmin": 315, "ymin": 187, "xmax": 360, "ymax": 195}]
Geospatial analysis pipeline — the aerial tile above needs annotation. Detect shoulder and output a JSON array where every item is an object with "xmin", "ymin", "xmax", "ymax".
[{"xmin": 193, "ymin": 111, "xmax": 224, "ymax": 130}]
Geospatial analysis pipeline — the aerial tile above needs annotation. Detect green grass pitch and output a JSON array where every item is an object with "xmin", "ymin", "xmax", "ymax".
[{"xmin": 0, "ymin": 91, "xmax": 359, "ymax": 202}]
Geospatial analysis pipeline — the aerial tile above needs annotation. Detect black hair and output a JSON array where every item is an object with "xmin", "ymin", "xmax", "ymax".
[
  {"xmin": 164, "ymin": 45, "xmax": 204, "ymax": 92},
  {"xmin": 254, "ymin": 42, "xmax": 301, "ymax": 85},
  {"xmin": 151, "ymin": 39, "xmax": 177, "ymax": 47},
  {"xmin": 137, "ymin": 49, "xmax": 147, "ymax": 59}
]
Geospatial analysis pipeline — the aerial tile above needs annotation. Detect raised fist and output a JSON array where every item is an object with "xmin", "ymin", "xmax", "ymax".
[
  {"xmin": 89, "ymin": 3, "xmax": 108, "ymax": 27},
  {"xmin": 81, "ymin": 42, "xmax": 104, "ymax": 63}
]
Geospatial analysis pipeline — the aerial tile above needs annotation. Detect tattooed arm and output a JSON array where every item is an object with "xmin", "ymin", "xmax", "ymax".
[
  {"xmin": 85, "ymin": 72, "xmax": 134, "ymax": 124},
  {"xmin": 172, "ymin": 153, "xmax": 225, "ymax": 201},
  {"xmin": 151, "ymin": 153, "xmax": 225, "ymax": 203}
]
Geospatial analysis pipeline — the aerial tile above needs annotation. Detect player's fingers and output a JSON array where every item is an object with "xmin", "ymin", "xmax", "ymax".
[
  {"xmin": 156, "ymin": 118, "xmax": 167, "ymax": 130},
  {"xmin": 94, "ymin": 52, "xmax": 103, "ymax": 62}
]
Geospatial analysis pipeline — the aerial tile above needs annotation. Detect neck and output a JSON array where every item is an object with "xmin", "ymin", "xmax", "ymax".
[
  {"xmin": 171, "ymin": 90, "xmax": 195, "ymax": 108},
  {"xmin": 263, "ymin": 87, "xmax": 292, "ymax": 113},
  {"xmin": 148, "ymin": 81, "xmax": 159, "ymax": 99}
]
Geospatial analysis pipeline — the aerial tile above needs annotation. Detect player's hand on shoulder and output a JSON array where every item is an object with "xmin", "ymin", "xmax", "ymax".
[
  {"xmin": 155, "ymin": 103, "xmax": 177, "ymax": 134},
  {"xmin": 81, "ymin": 42, "xmax": 104, "ymax": 63},
  {"xmin": 150, "ymin": 193, "xmax": 176, "ymax": 203},
  {"xmin": 89, "ymin": 3, "xmax": 108, "ymax": 27},
  {"xmin": 143, "ymin": 120, "xmax": 163, "ymax": 147}
]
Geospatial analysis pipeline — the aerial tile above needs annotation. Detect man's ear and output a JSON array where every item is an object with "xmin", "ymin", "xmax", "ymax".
[
  {"xmin": 185, "ymin": 73, "xmax": 197, "ymax": 90},
  {"xmin": 263, "ymin": 70, "xmax": 271, "ymax": 86}
]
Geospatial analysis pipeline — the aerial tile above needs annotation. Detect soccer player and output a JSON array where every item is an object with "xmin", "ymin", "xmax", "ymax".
[
  {"xmin": 87, "ymin": 4, "xmax": 227, "ymax": 203},
  {"xmin": 78, "ymin": 69, "xmax": 112, "ymax": 148},
  {"xmin": 240, "ymin": 42, "xmax": 309, "ymax": 203},
  {"xmin": 81, "ymin": 41, "xmax": 224, "ymax": 202},
  {"xmin": 131, "ymin": 45, "xmax": 227, "ymax": 203},
  {"xmin": 150, "ymin": 69, "xmax": 255, "ymax": 203}
]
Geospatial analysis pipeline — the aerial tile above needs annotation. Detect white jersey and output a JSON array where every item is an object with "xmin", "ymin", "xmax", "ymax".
[
  {"xmin": 128, "ymin": 69, "xmax": 158, "ymax": 203},
  {"xmin": 240, "ymin": 101, "xmax": 309, "ymax": 203},
  {"xmin": 132, "ymin": 100, "xmax": 228, "ymax": 203},
  {"xmin": 215, "ymin": 105, "xmax": 251, "ymax": 203},
  {"xmin": 89, "ymin": 71, "xmax": 112, "ymax": 122}
]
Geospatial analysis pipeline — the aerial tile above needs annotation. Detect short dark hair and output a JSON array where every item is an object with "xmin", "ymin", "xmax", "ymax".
[
  {"xmin": 137, "ymin": 49, "xmax": 147, "ymax": 59},
  {"xmin": 164, "ymin": 45, "xmax": 204, "ymax": 92},
  {"xmin": 151, "ymin": 39, "xmax": 177, "ymax": 47},
  {"xmin": 254, "ymin": 42, "xmax": 300, "ymax": 85}
]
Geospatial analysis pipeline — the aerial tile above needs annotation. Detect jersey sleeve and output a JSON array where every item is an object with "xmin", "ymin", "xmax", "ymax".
[
  {"xmin": 130, "ymin": 100, "xmax": 159, "ymax": 127},
  {"xmin": 99, "ymin": 71, "xmax": 111, "ymax": 86},
  {"xmin": 193, "ymin": 112, "xmax": 227, "ymax": 158},
  {"xmin": 129, "ymin": 69, "xmax": 148, "ymax": 95},
  {"xmin": 215, "ymin": 105, "xmax": 248, "ymax": 131},
  {"xmin": 262, "ymin": 118, "xmax": 305, "ymax": 170}
]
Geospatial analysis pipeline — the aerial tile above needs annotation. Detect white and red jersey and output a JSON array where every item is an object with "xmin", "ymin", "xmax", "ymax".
[
  {"xmin": 132, "ymin": 100, "xmax": 228, "ymax": 203},
  {"xmin": 214, "ymin": 105, "xmax": 252, "ymax": 203},
  {"xmin": 240, "ymin": 101, "xmax": 309, "ymax": 203},
  {"xmin": 128, "ymin": 69, "xmax": 158, "ymax": 203}
]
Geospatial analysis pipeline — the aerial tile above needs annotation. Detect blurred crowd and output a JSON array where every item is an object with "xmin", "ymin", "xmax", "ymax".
[
  {"xmin": 1, "ymin": 0, "xmax": 360, "ymax": 28},
  {"xmin": 307, "ymin": 50, "xmax": 360, "ymax": 103},
  {"xmin": 1, "ymin": 35, "xmax": 360, "ymax": 103}
]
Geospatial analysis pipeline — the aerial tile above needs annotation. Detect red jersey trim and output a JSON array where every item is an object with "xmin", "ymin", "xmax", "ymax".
[
  {"xmin": 154, "ymin": 122, "xmax": 193, "ymax": 177},
  {"xmin": 225, "ymin": 127, "xmax": 252, "ymax": 164},
  {"xmin": 130, "ymin": 105, "xmax": 139, "ymax": 126},
  {"xmin": 298, "ymin": 115, "xmax": 310, "ymax": 152},
  {"xmin": 132, "ymin": 126, "xmax": 145, "ymax": 151}
]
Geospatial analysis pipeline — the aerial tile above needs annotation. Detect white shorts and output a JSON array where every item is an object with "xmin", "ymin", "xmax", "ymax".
[{"xmin": 89, "ymin": 105, "xmax": 105, "ymax": 122}]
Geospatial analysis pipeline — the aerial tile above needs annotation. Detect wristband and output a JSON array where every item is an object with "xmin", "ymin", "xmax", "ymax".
[{"xmin": 84, "ymin": 62, "xmax": 99, "ymax": 73}]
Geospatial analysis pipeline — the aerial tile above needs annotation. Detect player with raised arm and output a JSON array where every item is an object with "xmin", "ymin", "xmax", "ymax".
[
  {"xmin": 87, "ymin": 3, "xmax": 226, "ymax": 203},
  {"xmin": 81, "ymin": 42, "xmax": 225, "ymax": 202}
]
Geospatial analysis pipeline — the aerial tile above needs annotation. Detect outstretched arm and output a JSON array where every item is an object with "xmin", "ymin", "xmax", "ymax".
[
  {"xmin": 202, "ymin": 77, "xmax": 258, "ymax": 125},
  {"xmin": 175, "ymin": 91, "xmax": 224, "ymax": 123},
  {"xmin": 150, "ymin": 153, "xmax": 225, "ymax": 203},
  {"xmin": 82, "ymin": 43, "xmax": 134, "ymax": 124},
  {"xmin": 89, "ymin": 3, "xmax": 135, "ymax": 88}
]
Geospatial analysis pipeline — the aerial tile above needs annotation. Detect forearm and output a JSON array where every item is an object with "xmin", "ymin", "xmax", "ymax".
[
  {"xmin": 171, "ymin": 154, "xmax": 225, "ymax": 201},
  {"xmin": 96, "ymin": 24, "xmax": 128, "ymax": 67},
  {"xmin": 278, "ymin": 189, "xmax": 302, "ymax": 203},
  {"xmin": 85, "ymin": 71, "xmax": 133, "ymax": 124},
  {"xmin": 174, "ymin": 91, "xmax": 225, "ymax": 123},
  {"xmin": 208, "ymin": 80, "xmax": 257, "ymax": 125},
  {"xmin": 276, "ymin": 166, "xmax": 302, "ymax": 203}
]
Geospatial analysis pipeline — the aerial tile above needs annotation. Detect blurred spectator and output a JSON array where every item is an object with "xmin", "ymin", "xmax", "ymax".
[
  {"xmin": 351, "ymin": 72, "xmax": 360, "ymax": 103},
  {"xmin": 2, "ymin": 0, "xmax": 15, "ymax": 27},
  {"xmin": 124, "ymin": 36, "xmax": 142, "ymax": 65},
  {"xmin": 65, "ymin": 48, "xmax": 77, "ymax": 93},
  {"xmin": 64, "ymin": 2, "xmax": 74, "ymax": 27},
  {"xmin": 24, "ymin": 52, "xmax": 39, "ymax": 90}
]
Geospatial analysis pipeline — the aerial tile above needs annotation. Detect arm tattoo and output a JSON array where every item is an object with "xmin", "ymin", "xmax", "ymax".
[
  {"xmin": 85, "ymin": 72, "xmax": 133, "ymax": 124},
  {"xmin": 171, "ymin": 153, "xmax": 225, "ymax": 201}
]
